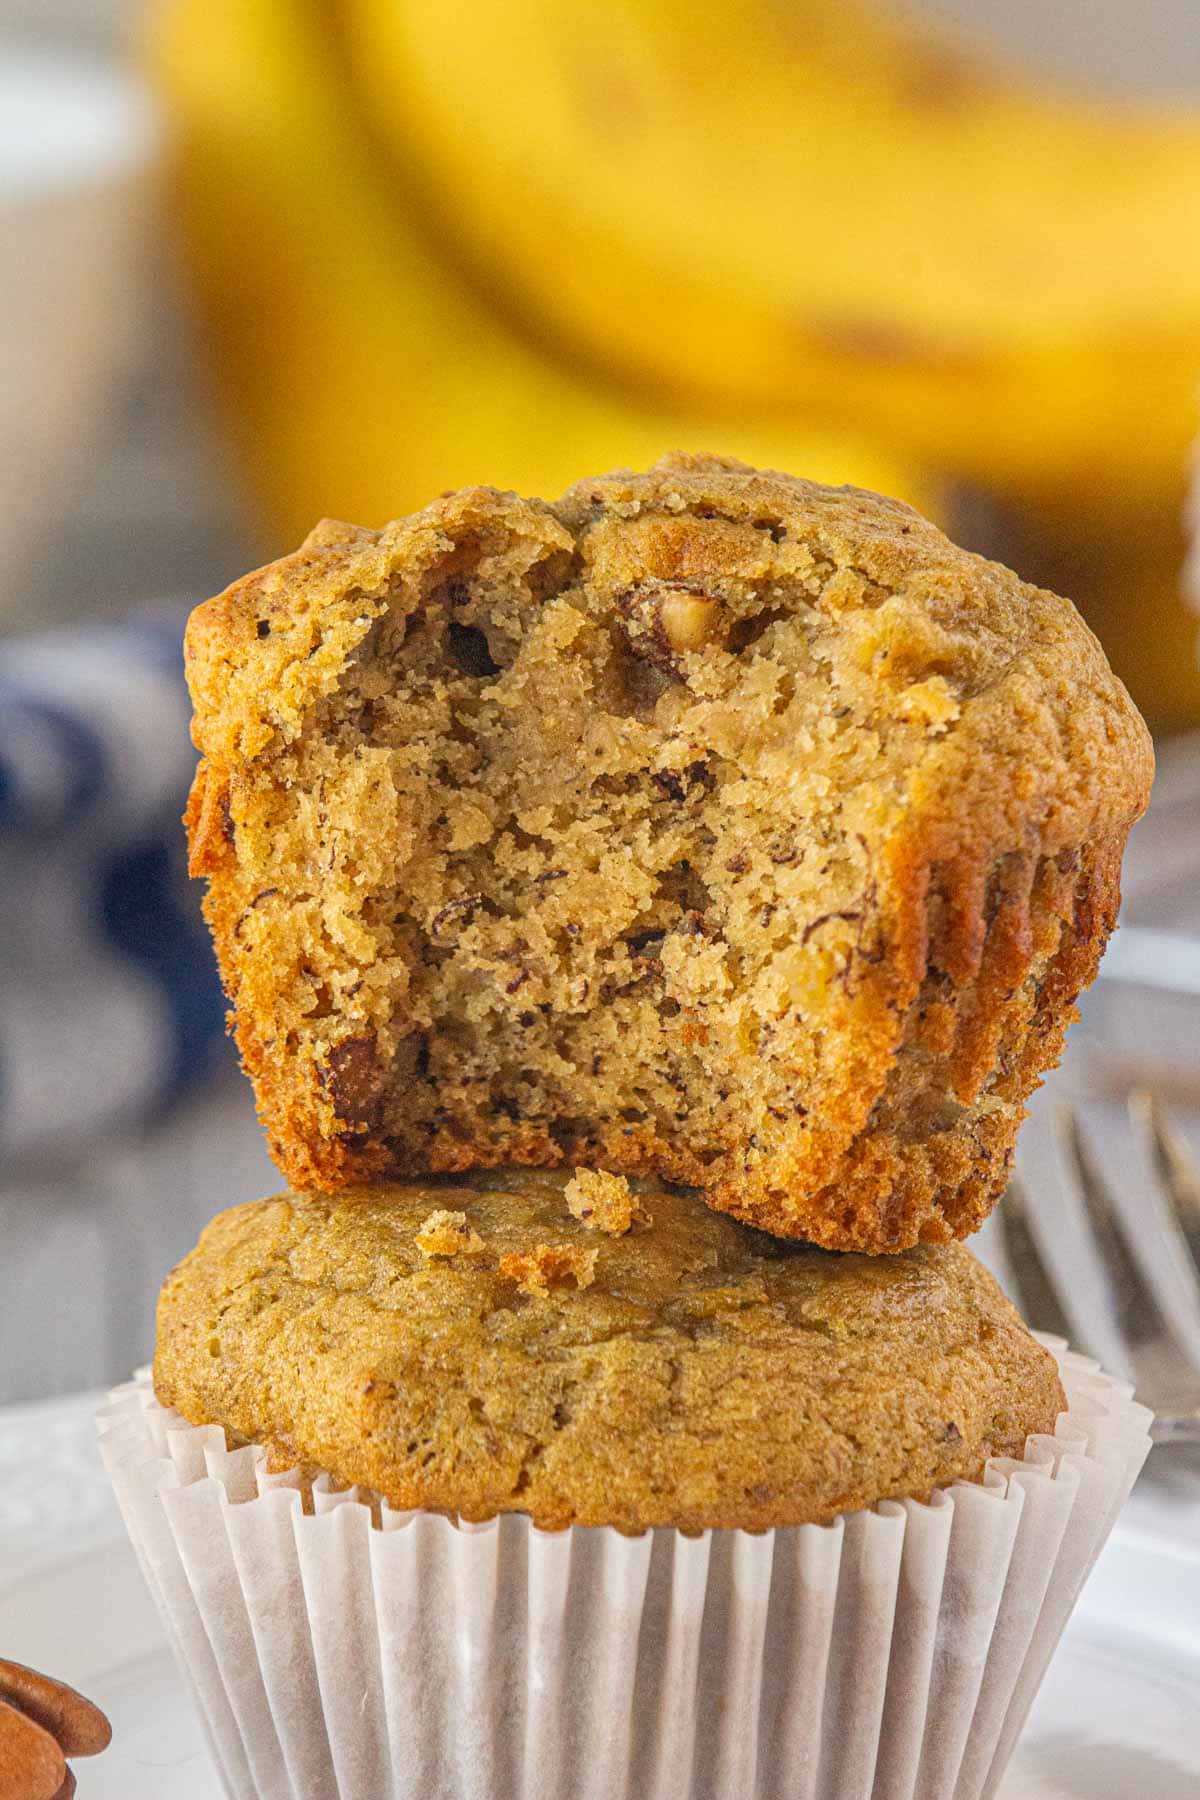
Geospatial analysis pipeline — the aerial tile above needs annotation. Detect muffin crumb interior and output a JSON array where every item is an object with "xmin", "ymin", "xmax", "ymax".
[
  {"xmin": 497, "ymin": 1241, "xmax": 599, "ymax": 1295},
  {"xmin": 564, "ymin": 1168, "xmax": 643, "ymax": 1236},
  {"xmin": 415, "ymin": 1209, "xmax": 485, "ymax": 1259}
]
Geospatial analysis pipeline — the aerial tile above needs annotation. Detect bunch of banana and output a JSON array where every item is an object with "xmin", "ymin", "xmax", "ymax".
[
  {"xmin": 1072, "ymin": 551, "xmax": 1200, "ymax": 737},
  {"xmin": 145, "ymin": 0, "xmax": 931, "ymax": 550},
  {"xmin": 977, "ymin": 483, "xmax": 1200, "ymax": 735},
  {"xmin": 343, "ymin": 0, "xmax": 1200, "ymax": 508},
  {"xmin": 149, "ymin": 0, "xmax": 1200, "ymax": 724}
]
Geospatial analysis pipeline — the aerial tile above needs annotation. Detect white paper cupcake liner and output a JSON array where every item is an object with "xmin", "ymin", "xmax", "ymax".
[{"xmin": 96, "ymin": 1338, "xmax": 1152, "ymax": 1800}]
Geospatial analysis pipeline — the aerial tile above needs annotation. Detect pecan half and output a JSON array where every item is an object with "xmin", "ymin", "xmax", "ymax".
[{"xmin": 0, "ymin": 1660, "xmax": 110, "ymax": 1800}]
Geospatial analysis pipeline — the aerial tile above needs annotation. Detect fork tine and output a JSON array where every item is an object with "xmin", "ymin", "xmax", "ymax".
[
  {"xmin": 995, "ymin": 1172, "xmax": 1074, "ymax": 1345},
  {"xmin": 1056, "ymin": 1103, "xmax": 1200, "ymax": 1413},
  {"xmin": 1134, "ymin": 1088, "xmax": 1200, "ymax": 1280},
  {"xmin": 1057, "ymin": 1103, "xmax": 1160, "ymax": 1347},
  {"xmin": 1072, "ymin": 1094, "xmax": 1200, "ymax": 1371}
]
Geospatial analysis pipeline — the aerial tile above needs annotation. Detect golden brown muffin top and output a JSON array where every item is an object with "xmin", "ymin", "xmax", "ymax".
[
  {"xmin": 184, "ymin": 453, "xmax": 1152, "ymax": 1250},
  {"xmin": 154, "ymin": 1168, "xmax": 1064, "ymax": 1532}
]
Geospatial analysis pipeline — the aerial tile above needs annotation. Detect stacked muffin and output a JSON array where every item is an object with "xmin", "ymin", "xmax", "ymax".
[{"xmin": 102, "ymin": 456, "xmax": 1156, "ymax": 1800}]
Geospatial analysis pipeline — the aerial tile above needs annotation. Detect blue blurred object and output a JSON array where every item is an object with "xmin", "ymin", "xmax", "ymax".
[{"xmin": 0, "ymin": 610, "xmax": 228, "ymax": 1164}]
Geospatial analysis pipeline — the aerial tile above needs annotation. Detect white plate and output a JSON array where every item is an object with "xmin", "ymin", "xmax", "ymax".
[{"xmin": 0, "ymin": 1522, "xmax": 1197, "ymax": 1798}]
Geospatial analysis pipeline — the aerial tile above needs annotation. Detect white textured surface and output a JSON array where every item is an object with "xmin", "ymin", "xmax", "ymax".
[
  {"xmin": 0, "ymin": 1387, "xmax": 112, "ymax": 1562},
  {"xmin": 93, "ymin": 1348, "xmax": 1151, "ymax": 1800}
]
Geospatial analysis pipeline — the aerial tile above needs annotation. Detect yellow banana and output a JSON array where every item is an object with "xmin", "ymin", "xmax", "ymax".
[
  {"xmin": 983, "ymin": 482, "xmax": 1200, "ymax": 733},
  {"xmin": 145, "ymin": 0, "xmax": 932, "ymax": 549},
  {"xmin": 1075, "ymin": 555, "xmax": 1200, "ymax": 736},
  {"xmin": 343, "ymin": 0, "xmax": 1200, "ymax": 503}
]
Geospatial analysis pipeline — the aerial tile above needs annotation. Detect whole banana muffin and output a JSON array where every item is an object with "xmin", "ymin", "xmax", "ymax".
[
  {"xmin": 184, "ymin": 453, "xmax": 1152, "ymax": 1251},
  {"xmin": 153, "ymin": 1168, "xmax": 1064, "ymax": 1532}
]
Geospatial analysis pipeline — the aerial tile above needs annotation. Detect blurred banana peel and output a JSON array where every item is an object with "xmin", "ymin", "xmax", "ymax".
[
  {"xmin": 343, "ymin": 0, "xmax": 1200, "ymax": 506},
  {"xmin": 148, "ymin": 0, "xmax": 1200, "ymax": 729},
  {"xmin": 1073, "ymin": 555, "xmax": 1200, "ymax": 739},
  {"xmin": 976, "ymin": 482, "xmax": 1200, "ymax": 736},
  {"xmin": 145, "ymin": 0, "xmax": 935, "ymax": 548}
]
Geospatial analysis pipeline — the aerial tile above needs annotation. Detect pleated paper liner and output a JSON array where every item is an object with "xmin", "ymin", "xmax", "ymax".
[{"xmin": 96, "ymin": 1340, "xmax": 1151, "ymax": 1800}]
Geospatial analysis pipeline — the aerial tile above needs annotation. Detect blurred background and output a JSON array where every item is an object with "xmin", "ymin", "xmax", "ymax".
[{"xmin": 2, "ymin": 0, "xmax": 1200, "ymax": 1403}]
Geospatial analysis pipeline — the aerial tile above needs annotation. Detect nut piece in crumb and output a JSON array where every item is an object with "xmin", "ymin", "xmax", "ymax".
[
  {"xmin": 894, "ymin": 673, "xmax": 961, "ymax": 731},
  {"xmin": 660, "ymin": 590, "xmax": 724, "ymax": 652},
  {"xmin": 565, "ymin": 1168, "xmax": 645, "ymax": 1236},
  {"xmin": 415, "ymin": 1209, "xmax": 485, "ymax": 1259},
  {"xmin": 0, "ymin": 1655, "xmax": 112, "ymax": 1800},
  {"xmin": 498, "ymin": 1242, "xmax": 598, "ymax": 1296}
]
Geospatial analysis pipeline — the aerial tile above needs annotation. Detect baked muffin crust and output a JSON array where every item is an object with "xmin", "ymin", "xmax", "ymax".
[
  {"xmin": 184, "ymin": 454, "xmax": 1152, "ymax": 1250},
  {"xmin": 154, "ymin": 1169, "xmax": 1065, "ymax": 1532}
]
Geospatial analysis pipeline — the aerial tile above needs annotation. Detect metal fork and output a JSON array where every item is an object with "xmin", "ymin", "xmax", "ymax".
[{"xmin": 999, "ymin": 1088, "xmax": 1200, "ymax": 1446}]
